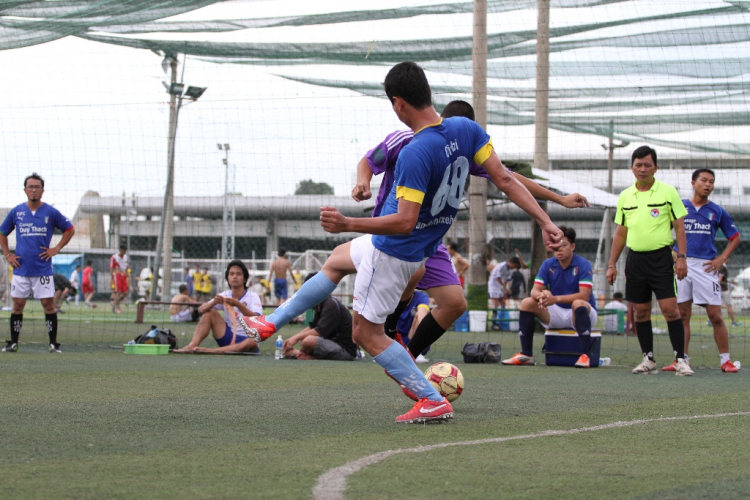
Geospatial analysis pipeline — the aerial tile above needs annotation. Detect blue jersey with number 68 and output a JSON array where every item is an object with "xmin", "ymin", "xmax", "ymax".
[{"xmin": 372, "ymin": 116, "xmax": 492, "ymax": 262}]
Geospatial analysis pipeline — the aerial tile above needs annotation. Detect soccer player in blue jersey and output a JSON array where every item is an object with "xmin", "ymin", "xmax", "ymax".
[
  {"xmin": 0, "ymin": 173, "xmax": 75, "ymax": 353},
  {"xmin": 502, "ymin": 226, "xmax": 598, "ymax": 368},
  {"xmin": 670, "ymin": 169, "xmax": 741, "ymax": 373},
  {"xmin": 238, "ymin": 62, "xmax": 561, "ymax": 423}
]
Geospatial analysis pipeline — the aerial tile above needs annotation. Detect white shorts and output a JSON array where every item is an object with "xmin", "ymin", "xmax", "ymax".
[
  {"xmin": 677, "ymin": 258, "xmax": 721, "ymax": 306},
  {"xmin": 540, "ymin": 304, "xmax": 599, "ymax": 330},
  {"xmin": 349, "ymin": 235, "xmax": 425, "ymax": 324},
  {"xmin": 170, "ymin": 308, "xmax": 193, "ymax": 323},
  {"xmin": 11, "ymin": 274, "xmax": 55, "ymax": 299}
]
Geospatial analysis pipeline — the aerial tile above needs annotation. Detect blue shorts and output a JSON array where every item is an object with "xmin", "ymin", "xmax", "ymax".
[
  {"xmin": 274, "ymin": 278, "xmax": 288, "ymax": 299},
  {"xmin": 216, "ymin": 324, "xmax": 250, "ymax": 347}
]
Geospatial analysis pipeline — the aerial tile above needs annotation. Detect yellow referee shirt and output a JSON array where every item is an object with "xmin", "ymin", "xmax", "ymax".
[
  {"xmin": 614, "ymin": 179, "xmax": 687, "ymax": 252},
  {"xmin": 193, "ymin": 271, "xmax": 204, "ymax": 293}
]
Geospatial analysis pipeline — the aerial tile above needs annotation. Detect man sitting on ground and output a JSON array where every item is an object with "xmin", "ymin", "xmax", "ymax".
[
  {"xmin": 502, "ymin": 226, "xmax": 598, "ymax": 368},
  {"xmin": 174, "ymin": 260, "xmax": 262, "ymax": 353},
  {"xmin": 170, "ymin": 284, "xmax": 199, "ymax": 323},
  {"xmin": 282, "ymin": 272, "xmax": 358, "ymax": 360}
]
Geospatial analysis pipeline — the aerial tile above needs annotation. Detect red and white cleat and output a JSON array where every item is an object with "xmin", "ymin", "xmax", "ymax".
[
  {"xmin": 238, "ymin": 315, "xmax": 277, "ymax": 342},
  {"xmin": 574, "ymin": 353, "xmax": 590, "ymax": 368},
  {"xmin": 721, "ymin": 360, "xmax": 739, "ymax": 373},
  {"xmin": 501, "ymin": 352, "xmax": 536, "ymax": 366},
  {"xmin": 395, "ymin": 397, "xmax": 453, "ymax": 424},
  {"xmin": 662, "ymin": 360, "xmax": 677, "ymax": 372}
]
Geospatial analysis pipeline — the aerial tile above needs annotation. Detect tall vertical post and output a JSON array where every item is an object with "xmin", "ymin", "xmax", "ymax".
[
  {"xmin": 467, "ymin": 0, "xmax": 489, "ymax": 311},
  {"xmin": 151, "ymin": 55, "xmax": 178, "ymax": 300},
  {"xmin": 530, "ymin": 0, "xmax": 551, "ymax": 278},
  {"xmin": 220, "ymin": 144, "xmax": 230, "ymax": 264},
  {"xmin": 604, "ymin": 120, "xmax": 615, "ymax": 299}
]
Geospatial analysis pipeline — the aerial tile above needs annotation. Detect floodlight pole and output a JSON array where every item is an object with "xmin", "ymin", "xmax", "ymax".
[
  {"xmin": 530, "ymin": 0, "xmax": 551, "ymax": 279},
  {"xmin": 467, "ymin": 0, "xmax": 489, "ymax": 311},
  {"xmin": 151, "ymin": 55, "xmax": 179, "ymax": 300},
  {"xmin": 219, "ymin": 143, "xmax": 230, "ymax": 264}
]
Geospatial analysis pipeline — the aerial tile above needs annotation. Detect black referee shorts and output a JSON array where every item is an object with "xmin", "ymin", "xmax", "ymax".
[{"xmin": 625, "ymin": 246, "xmax": 676, "ymax": 304}]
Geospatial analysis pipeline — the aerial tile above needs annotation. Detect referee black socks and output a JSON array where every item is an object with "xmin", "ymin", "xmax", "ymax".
[
  {"xmin": 10, "ymin": 313, "xmax": 22, "ymax": 343},
  {"xmin": 666, "ymin": 319, "xmax": 685, "ymax": 359},
  {"xmin": 407, "ymin": 312, "xmax": 446, "ymax": 358},
  {"xmin": 45, "ymin": 313, "xmax": 58, "ymax": 345},
  {"xmin": 635, "ymin": 320, "xmax": 654, "ymax": 359}
]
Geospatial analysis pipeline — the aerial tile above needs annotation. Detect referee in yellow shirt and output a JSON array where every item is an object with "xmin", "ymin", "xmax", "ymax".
[{"xmin": 606, "ymin": 146, "xmax": 693, "ymax": 376}]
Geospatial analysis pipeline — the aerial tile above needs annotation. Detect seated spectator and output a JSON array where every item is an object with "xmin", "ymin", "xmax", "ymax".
[
  {"xmin": 603, "ymin": 292, "xmax": 628, "ymax": 333},
  {"xmin": 282, "ymin": 272, "xmax": 357, "ymax": 361},
  {"xmin": 170, "ymin": 284, "xmax": 199, "ymax": 323},
  {"xmin": 395, "ymin": 290, "xmax": 432, "ymax": 363},
  {"xmin": 174, "ymin": 260, "xmax": 262, "ymax": 353}
]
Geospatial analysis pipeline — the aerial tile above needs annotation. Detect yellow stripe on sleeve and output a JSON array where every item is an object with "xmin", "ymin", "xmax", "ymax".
[
  {"xmin": 396, "ymin": 186, "xmax": 425, "ymax": 204},
  {"xmin": 417, "ymin": 304, "xmax": 431, "ymax": 311},
  {"xmin": 473, "ymin": 138, "xmax": 494, "ymax": 165}
]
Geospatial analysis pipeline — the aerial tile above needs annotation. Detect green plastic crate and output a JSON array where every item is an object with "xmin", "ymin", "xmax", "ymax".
[{"xmin": 123, "ymin": 343, "xmax": 169, "ymax": 355}]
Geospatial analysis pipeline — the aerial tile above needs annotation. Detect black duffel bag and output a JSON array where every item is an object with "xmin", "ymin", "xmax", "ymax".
[{"xmin": 461, "ymin": 342, "xmax": 502, "ymax": 363}]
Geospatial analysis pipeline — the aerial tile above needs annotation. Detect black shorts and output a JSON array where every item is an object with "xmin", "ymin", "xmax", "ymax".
[{"xmin": 625, "ymin": 246, "xmax": 676, "ymax": 304}]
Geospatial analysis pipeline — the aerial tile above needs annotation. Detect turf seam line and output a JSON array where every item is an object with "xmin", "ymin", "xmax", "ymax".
[{"xmin": 312, "ymin": 411, "xmax": 750, "ymax": 500}]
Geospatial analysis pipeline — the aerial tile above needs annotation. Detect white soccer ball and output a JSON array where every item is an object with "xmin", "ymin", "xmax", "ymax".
[{"xmin": 424, "ymin": 362, "xmax": 465, "ymax": 402}]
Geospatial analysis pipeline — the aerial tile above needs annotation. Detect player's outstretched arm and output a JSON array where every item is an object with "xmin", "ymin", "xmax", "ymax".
[
  {"xmin": 513, "ymin": 173, "xmax": 589, "ymax": 208},
  {"xmin": 481, "ymin": 152, "xmax": 562, "ymax": 250},
  {"xmin": 351, "ymin": 157, "xmax": 374, "ymax": 202},
  {"xmin": 40, "ymin": 226, "xmax": 75, "ymax": 261},
  {"xmin": 320, "ymin": 200, "xmax": 419, "ymax": 236}
]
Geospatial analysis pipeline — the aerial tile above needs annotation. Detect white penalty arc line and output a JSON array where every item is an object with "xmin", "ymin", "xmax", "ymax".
[{"xmin": 312, "ymin": 411, "xmax": 750, "ymax": 500}]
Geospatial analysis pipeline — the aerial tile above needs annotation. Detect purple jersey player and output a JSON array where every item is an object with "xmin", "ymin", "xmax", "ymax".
[{"xmin": 352, "ymin": 100, "xmax": 591, "ymax": 361}]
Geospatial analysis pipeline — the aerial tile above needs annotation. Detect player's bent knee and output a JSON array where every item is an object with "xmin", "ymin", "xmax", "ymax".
[{"xmin": 519, "ymin": 297, "xmax": 536, "ymax": 311}]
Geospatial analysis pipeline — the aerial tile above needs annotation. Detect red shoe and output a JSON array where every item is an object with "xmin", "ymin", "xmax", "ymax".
[
  {"xmin": 238, "ymin": 315, "xmax": 277, "ymax": 342},
  {"xmin": 395, "ymin": 397, "xmax": 453, "ymax": 424},
  {"xmin": 721, "ymin": 360, "xmax": 739, "ymax": 373},
  {"xmin": 662, "ymin": 360, "xmax": 677, "ymax": 372},
  {"xmin": 574, "ymin": 353, "xmax": 590, "ymax": 368}
]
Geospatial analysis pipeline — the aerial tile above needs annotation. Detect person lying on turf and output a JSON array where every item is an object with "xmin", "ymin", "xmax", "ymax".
[{"xmin": 174, "ymin": 260, "xmax": 262, "ymax": 353}]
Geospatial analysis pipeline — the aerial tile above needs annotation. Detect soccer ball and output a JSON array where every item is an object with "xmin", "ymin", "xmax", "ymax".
[{"xmin": 424, "ymin": 362, "xmax": 464, "ymax": 402}]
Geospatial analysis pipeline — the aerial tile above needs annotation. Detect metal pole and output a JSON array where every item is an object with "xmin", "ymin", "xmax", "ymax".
[
  {"xmin": 221, "ymin": 151, "xmax": 229, "ymax": 264},
  {"xmin": 467, "ymin": 0, "xmax": 489, "ymax": 311},
  {"xmin": 530, "ymin": 0, "xmax": 551, "ymax": 278},
  {"xmin": 231, "ymin": 162, "xmax": 236, "ymax": 259},
  {"xmin": 604, "ymin": 120, "xmax": 615, "ymax": 299},
  {"xmin": 151, "ymin": 55, "xmax": 179, "ymax": 300}
]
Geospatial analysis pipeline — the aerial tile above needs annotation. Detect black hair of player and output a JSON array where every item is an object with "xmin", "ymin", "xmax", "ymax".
[
  {"xmin": 24, "ymin": 172, "xmax": 44, "ymax": 189},
  {"xmin": 509, "ymin": 256, "xmax": 521, "ymax": 266},
  {"xmin": 225, "ymin": 259, "xmax": 249, "ymax": 289},
  {"xmin": 558, "ymin": 225, "xmax": 577, "ymax": 244},
  {"xmin": 441, "ymin": 100, "xmax": 475, "ymax": 121},
  {"xmin": 86, "ymin": 260, "xmax": 92, "ymax": 266},
  {"xmin": 278, "ymin": 248, "xmax": 287, "ymax": 257},
  {"xmin": 631, "ymin": 145, "xmax": 657, "ymax": 166},
  {"xmin": 692, "ymin": 168, "xmax": 715, "ymax": 182},
  {"xmin": 179, "ymin": 284, "xmax": 188, "ymax": 293},
  {"xmin": 119, "ymin": 244, "xmax": 127, "ymax": 251},
  {"xmin": 383, "ymin": 62, "xmax": 432, "ymax": 110},
  {"xmin": 613, "ymin": 292, "xmax": 624, "ymax": 299},
  {"xmin": 447, "ymin": 242, "xmax": 459, "ymax": 252},
  {"xmin": 304, "ymin": 272, "xmax": 318, "ymax": 283}
]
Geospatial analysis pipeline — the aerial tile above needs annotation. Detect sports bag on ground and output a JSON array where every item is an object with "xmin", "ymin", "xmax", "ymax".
[
  {"xmin": 461, "ymin": 342, "xmax": 502, "ymax": 363},
  {"xmin": 134, "ymin": 325, "xmax": 178, "ymax": 350}
]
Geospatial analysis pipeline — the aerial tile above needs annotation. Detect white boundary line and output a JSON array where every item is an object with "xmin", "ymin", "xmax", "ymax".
[{"xmin": 313, "ymin": 411, "xmax": 750, "ymax": 500}]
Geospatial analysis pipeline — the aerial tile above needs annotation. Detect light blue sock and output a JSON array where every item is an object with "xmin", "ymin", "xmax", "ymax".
[
  {"xmin": 266, "ymin": 273, "xmax": 337, "ymax": 328},
  {"xmin": 374, "ymin": 341, "xmax": 443, "ymax": 402}
]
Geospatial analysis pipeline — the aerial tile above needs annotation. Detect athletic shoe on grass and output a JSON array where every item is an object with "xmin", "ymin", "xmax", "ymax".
[
  {"xmin": 415, "ymin": 354, "xmax": 430, "ymax": 364},
  {"xmin": 662, "ymin": 360, "xmax": 677, "ymax": 372},
  {"xmin": 395, "ymin": 397, "xmax": 453, "ymax": 424},
  {"xmin": 238, "ymin": 315, "xmax": 276, "ymax": 343},
  {"xmin": 501, "ymin": 353, "xmax": 536, "ymax": 366},
  {"xmin": 49, "ymin": 343, "xmax": 62, "ymax": 353},
  {"xmin": 574, "ymin": 353, "xmax": 590, "ymax": 368},
  {"xmin": 721, "ymin": 360, "xmax": 739, "ymax": 373},
  {"xmin": 732, "ymin": 321, "xmax": 743, "ymax": 327},
  {"xmin": 632, "ymin": 355, "xmax": 658, "ymax": 374},
  {"xmin": 2, "ymin": 341, "xmax": 18, "ymax": 353},
  {"xmin": 674, "ymin": 358, "xmax": 694, "ymax": 376}
]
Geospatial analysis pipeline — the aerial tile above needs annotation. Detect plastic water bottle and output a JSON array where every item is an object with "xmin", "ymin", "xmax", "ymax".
[
  {"xmin": 127, "ymin": 340, "xmax": 135, "ymax": 345},
  {"xmin": 274, "ymin": 335, "xmax": 283, "ymax": 360},
  {"xmin": 356, "ymin": 348, "xmax": 366, "ymax": 360},
  {"xmin": 599, "ymin": 357, "xmax": 611, "ymax": 367},
  {"xmin": 146, "ymin": 325, "xmax": 158, "ymax": 338}
]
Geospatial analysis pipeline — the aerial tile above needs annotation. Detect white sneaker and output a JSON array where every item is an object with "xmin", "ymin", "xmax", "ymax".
[
  {"xmin": 632, "ymin": 355, "xmax": 658, "ymax": 374},
  {"xmin": 674, "ymin": 358, "xmax": 694, "ymax": 376},
  {"xmin": 415, "ymin": 354, "xmax": 429, "ymax": 364}
]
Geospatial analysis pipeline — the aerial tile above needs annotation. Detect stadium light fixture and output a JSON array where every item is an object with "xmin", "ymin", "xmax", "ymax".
[
  {"xmin": 168, "ymin": 82, "xmax": 185, "ymax": 96},
  {"xmin": 184, "ymin": 86, "xmax": 207, "ymax": 100}
]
